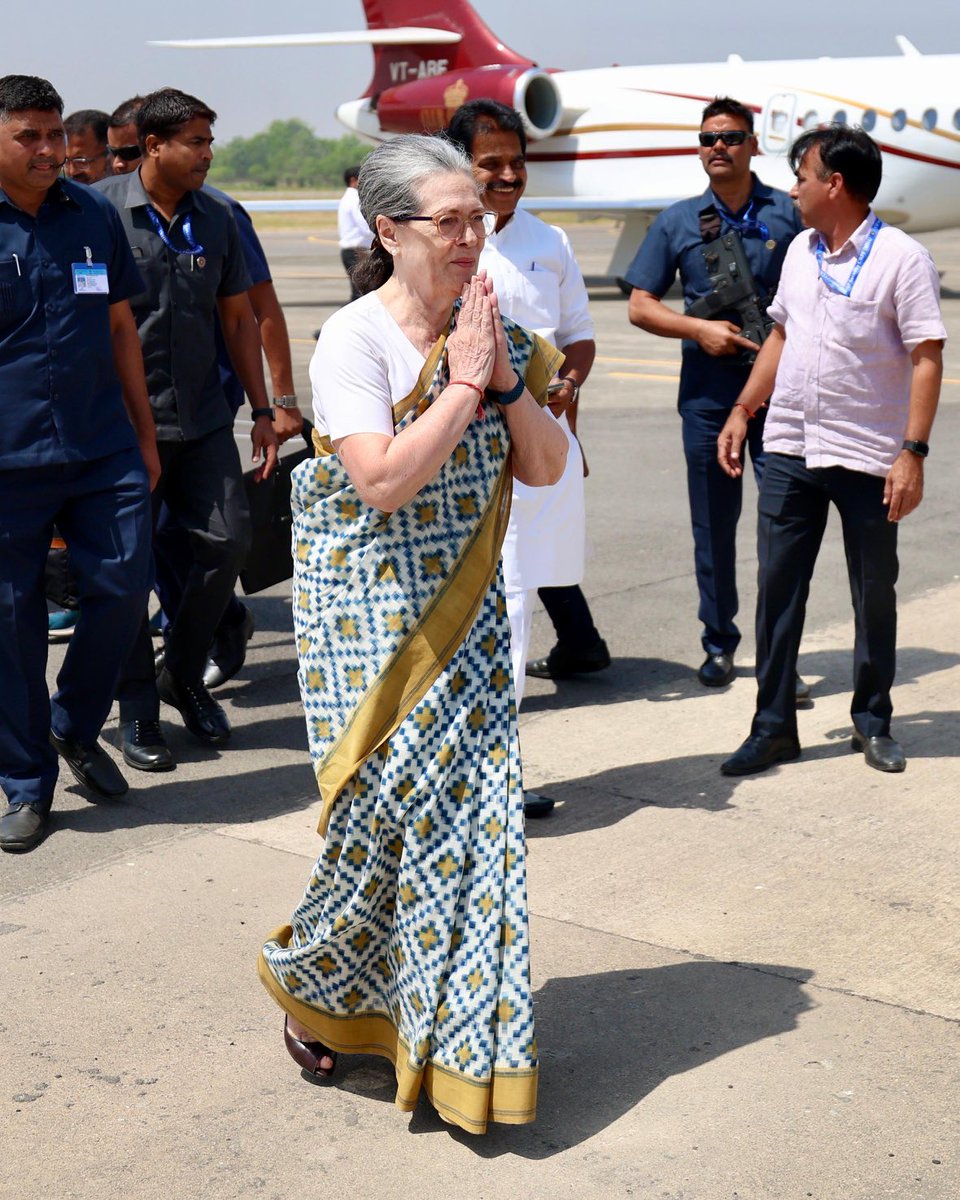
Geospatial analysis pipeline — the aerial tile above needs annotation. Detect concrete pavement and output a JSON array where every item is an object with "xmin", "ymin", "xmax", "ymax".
[{"xmin": 1, "ymin": 220, "xmax": 957, "ymax": 1200}]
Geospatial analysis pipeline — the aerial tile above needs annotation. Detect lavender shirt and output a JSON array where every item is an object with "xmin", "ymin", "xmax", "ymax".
[{"xmin": 765, "ymin": 211, "xmax": 946, "ymax": 477}]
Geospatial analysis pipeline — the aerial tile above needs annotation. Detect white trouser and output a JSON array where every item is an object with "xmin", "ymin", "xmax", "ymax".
[{"xmin": 505, "ymin": 585, "xmax": 535, "ymax": 709}]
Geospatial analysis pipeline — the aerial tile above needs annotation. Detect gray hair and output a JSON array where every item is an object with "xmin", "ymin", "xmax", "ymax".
[
  {"xmin": 350, "ymin": 135, "xmax": 477, "ymax": 295},
  {"xmin": 357, "ymin": 134, "xmax": 474, "ymax": 230}
]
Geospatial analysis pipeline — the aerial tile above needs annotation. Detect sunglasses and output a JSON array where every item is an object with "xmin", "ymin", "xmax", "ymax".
[
  {"xmin": 396, "ymin": 211, "xmax": 497, "ymax": 241},
  {"xmin": 108, "ymin": 145, "xmax": 142, "ymax": 163},
  {"xmin": 698, "ymin": 131, "xmax": 750, "ymax": 148},
  {"xmin": 65, "ymin": 152, "xmax": 108, "ymax": 168}
]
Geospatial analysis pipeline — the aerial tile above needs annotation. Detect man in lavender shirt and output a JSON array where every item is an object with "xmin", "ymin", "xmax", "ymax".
[{"xmin": 716, "ymin": 125, "xmax": 945, "ymax": 777}]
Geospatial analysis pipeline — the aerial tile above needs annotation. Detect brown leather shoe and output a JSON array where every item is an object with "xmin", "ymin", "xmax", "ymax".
[{"xmin": 283, "ymin": 1017, "xmax": 336, "ymax": 1077}]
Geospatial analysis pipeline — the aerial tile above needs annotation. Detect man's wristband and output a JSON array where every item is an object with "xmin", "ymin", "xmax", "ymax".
[
  {"xmin": 486, "ymin": 372, "xmax": 525, "ymax": 406},
  {"xmin": 250, "ymin": 406, "xmax": 275, "ymax": 421},
  {"xmin": 901, "ymin": 439, "xmax": 929, "ymax": 458},
  {"xmin": 733, "ymin": 402, "xmax": 755, "ymax": 420}
]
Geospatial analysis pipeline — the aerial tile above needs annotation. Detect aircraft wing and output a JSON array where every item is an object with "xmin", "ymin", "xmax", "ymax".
[{"xmin": 149, "ymin": 29, "xmax": 461, "ymax": 50}]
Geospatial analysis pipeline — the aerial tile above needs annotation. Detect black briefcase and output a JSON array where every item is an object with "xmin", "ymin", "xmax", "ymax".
[
  {"xmin": 239, "ymin": 421, "xmax": 314, "ymax": 595},
  {"xmin": 46, "ymin": 530, "xmax": 81, "ymax": 610}
]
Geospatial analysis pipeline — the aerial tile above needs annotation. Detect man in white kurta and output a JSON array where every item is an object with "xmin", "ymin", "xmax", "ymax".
[
  {"xmin": 448, "ymin": 100, "xmax": 606, "ymax": 816},
  {"xmin": 482, "ymin": 206, "xmax": 595, "ymax": 698}
]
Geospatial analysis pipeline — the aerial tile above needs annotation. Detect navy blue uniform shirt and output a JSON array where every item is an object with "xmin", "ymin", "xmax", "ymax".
[
  {"xmin": 205, "ymin": 185, "xmax": 271, "ymax": 416},
  {"xmin": 625, "ymin": 178, "xmax": 803, "ymax": 410},
  {"xmin": 95, "ymin": 170, "xmax": 251, "ymax": 441},
  {"xmin": 0, "ymin": 178, "xmax": 144, "ymax": 469}
]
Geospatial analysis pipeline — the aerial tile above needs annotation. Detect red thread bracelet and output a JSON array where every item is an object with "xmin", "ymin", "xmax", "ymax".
[
  {"xmin": 734, "ymin": 402, "xmax": 754, "ymax": 419},
  {"xmin": 449, "ymin": 379, "xmax": 484, "ymax": 398}
]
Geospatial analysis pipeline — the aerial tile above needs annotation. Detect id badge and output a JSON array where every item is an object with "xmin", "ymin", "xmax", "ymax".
[{"xmin": 72, "ymin": 263, "xmax": 109, "ymax": 294}]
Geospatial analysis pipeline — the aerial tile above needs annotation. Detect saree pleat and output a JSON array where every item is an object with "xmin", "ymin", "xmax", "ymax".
[{"xmin": 259, "ymin": 312, "xmax": 563, "ymax": 1134}]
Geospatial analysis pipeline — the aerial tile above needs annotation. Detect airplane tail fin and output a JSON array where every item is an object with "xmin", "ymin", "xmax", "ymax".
[{"xmin": 360, "ymin": 0, "xmax": 535, "ymax": 97}]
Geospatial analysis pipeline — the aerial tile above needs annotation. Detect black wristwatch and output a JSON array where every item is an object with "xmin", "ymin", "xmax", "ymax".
[{"xmin": 901, "ymin": 439, "xmax": 929, "ymax": 458}]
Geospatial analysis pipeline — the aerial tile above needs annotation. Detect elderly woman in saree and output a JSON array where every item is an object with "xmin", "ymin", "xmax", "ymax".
[{"xmin": 258, "ymin": 134, "xmax": 568, "ymax": 1135}]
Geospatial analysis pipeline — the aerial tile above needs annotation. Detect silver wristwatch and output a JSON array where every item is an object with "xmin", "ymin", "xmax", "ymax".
[{"xmin": 274, "ymin": 394, "xmax": 299, "ymax": 409}]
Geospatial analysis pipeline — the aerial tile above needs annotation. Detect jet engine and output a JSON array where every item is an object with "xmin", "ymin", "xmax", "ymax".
[{"xmin": 374, "ymin": 65, "xmax": 563, "ymax": 139}]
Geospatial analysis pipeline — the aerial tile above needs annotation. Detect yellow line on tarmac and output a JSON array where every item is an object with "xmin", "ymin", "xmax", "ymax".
[
  {"xmin": 609, "ymin": 372, "xmax": 680, "ymax": 382},
  {"xmin": 597, "ymin": 355, "xmax": 680, "ymax": 366}
]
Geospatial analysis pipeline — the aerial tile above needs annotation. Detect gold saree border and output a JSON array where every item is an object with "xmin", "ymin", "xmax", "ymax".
[{"xmin": 258, "ymin": 931, "xmax": 537, "ymax": 1135}]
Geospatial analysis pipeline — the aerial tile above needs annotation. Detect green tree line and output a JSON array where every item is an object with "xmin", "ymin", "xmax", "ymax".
[{"xmin": 207, "ymin": 119, "xmax": 370, "ymax": 189}]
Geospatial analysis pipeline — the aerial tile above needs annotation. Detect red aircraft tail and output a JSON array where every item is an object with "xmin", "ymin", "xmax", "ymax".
[{"xmin": 360, "ymin": 0, "xmax": 535, "ymax": 98}]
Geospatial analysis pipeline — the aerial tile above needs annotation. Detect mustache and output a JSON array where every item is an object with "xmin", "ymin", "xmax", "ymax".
[{"xmin": 483, "ymin": 181, "xmax": 522, "ymax": 191}]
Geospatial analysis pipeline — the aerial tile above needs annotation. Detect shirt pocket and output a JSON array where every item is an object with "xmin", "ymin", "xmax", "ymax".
[
  {"xmin": 0, "ymin": 258, "xmax": 34, "ymax": 328},
  {"xmin": 513, "ymin": 266, "xmax": 561, "ymax": 335},
  {"xmin": 826, "ymin": 294, "xmax": 881, "ymax": 352}
]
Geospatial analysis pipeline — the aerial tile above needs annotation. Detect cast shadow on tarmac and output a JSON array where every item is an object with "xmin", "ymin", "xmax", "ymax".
[
  {"xmin": 402, "ymin": 959, "xmax": 815, "ymax": 1156},
  {"xmin": 287, "ymin": 961, "xmax": 815, "ymax": 1158},
  {"xmin": 521, "ymin": 646, "xmax": 960, "ymax": 714}
]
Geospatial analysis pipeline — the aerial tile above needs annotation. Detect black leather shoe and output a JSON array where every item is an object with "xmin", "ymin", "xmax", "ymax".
[
  {"xmin": 852, "ymin": 733, "xmax": 905, "ymax": 773},
  {"xmin": 157, "ymin": 667, "xmax": 231, "ymax": 744},
  {"xmin": 721, "ymin": 733, "xmax": 801, "ymax": 776},
  {"xmin": 204, "ymin": 606, "xmax": 255, "ymax": 689},
  {"xmin": 49, "ymin": 730, "xmax": 128, "ymax": 798},
  {"xmin": 523, "ymin": 791, "xmax": 555, "ymax": 818},
  {"xmin": 526, "ymin": 639, "xmax": 611, "ymax": 680},
  {"xmin": 0, "ymin": 804, "xmax": 48, "ymax": 852},
  {"xmin": 698, "ymin": 652, "xmax": 735, "ymax": 688},
  {"xmin": 795, "ymin": 672, "xmax": 813, "ymax": 707},
  {"xmin": 154, "ymin": 644, "xmax": 166, "ymax": 676},
  {"xmin": 118, "ymin": 720, "xmax": 175, "ymax": 772}
]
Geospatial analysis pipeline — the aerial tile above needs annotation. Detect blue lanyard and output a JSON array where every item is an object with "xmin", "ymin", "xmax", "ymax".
[
  {"xmin": 145, "ymin": 205, "xmax": 205, "ymax": 257},
  {"xmin": 715, "ymin": 197, "xmax": 770, "ymax": 242},
  {"xmin": 816, "ymin": 218, "xmax": 883, "ymax": 297}
]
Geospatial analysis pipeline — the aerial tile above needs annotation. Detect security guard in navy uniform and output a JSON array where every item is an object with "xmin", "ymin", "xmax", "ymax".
[
  {"xmin": 97, "ymin": 88, "xmax": 278, "ymax": 767},
  {"xmin": 626, "ymin": 97, "xmax": 808, "ymax": 695},
  {"xmin": 0, "ymin": 75, "xmax": 158, "ymax": 853}
]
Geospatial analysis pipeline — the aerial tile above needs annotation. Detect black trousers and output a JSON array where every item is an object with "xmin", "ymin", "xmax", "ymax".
[
  {"xmin": 117, "ymin": 426, "xmax": 251, "ymax": 719},
  {"xmin": 752, "ymin": 454, "xmax": 899, "ymax": 741},
  {"xmin": 340, "ymin": 248, "xmax": 365, "ymax": 302},
  {"xmin": 538, "ymin": 585, "xmax": 603, "ymax": 651}
]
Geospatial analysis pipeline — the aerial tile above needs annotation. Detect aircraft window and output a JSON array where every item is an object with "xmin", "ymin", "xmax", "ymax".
[
  {"xmin": 832, "ymin": 109, "xmax": 847, "ymax": 125},
  {"xmin": 891, "ymin": 109, "xmax": 907, "ymax": 131},
  {"xmin": 954, "ymin": 109, "xmax": 960, "ymax": 130},
  {"xmin": 802, "ymin": 110, "xmax": 819, "ymax": 129},
  {"xmin": 922, "ymin": 108, "xmax": 937, "ymax": 131},
  {"xmin": 862, "ymin": 109, "xmax": 877, "ymax": 131}
]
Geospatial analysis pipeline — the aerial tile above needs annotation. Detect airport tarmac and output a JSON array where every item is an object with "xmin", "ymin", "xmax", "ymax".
[{"xmin": 2, "ymin": 218, "xmax": 958, "ymax": 1200}]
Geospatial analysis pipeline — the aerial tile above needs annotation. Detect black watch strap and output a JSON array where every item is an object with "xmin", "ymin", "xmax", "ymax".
[
  {"xmin": 250, "ymin": 406, "xmax": 275, "ymax": 422},
  {"xmin": 902, "ymin": 439, "xmax": 929, "ymax": 458}
]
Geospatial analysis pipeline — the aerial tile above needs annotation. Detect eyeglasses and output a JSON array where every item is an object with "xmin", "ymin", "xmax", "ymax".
[
  {"xmin": 698, "ymin": 131, "xmax": 750, "ymax": 148},
  {"xmin": 396, "ymin": 211, "xmax": 497, "ymax": 241},
  {"xmin": 64, "ymin": 152, "xmax": 108, "ymax": 168},
  {"xmin": 107, "ymin": 145, "xmax": 142, "ymax": 163}
]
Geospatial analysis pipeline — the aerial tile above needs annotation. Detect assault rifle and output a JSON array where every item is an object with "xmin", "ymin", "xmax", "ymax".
[{"xmin": 687, "ymin": 225, "xmax": 774, "ymax": 365}]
